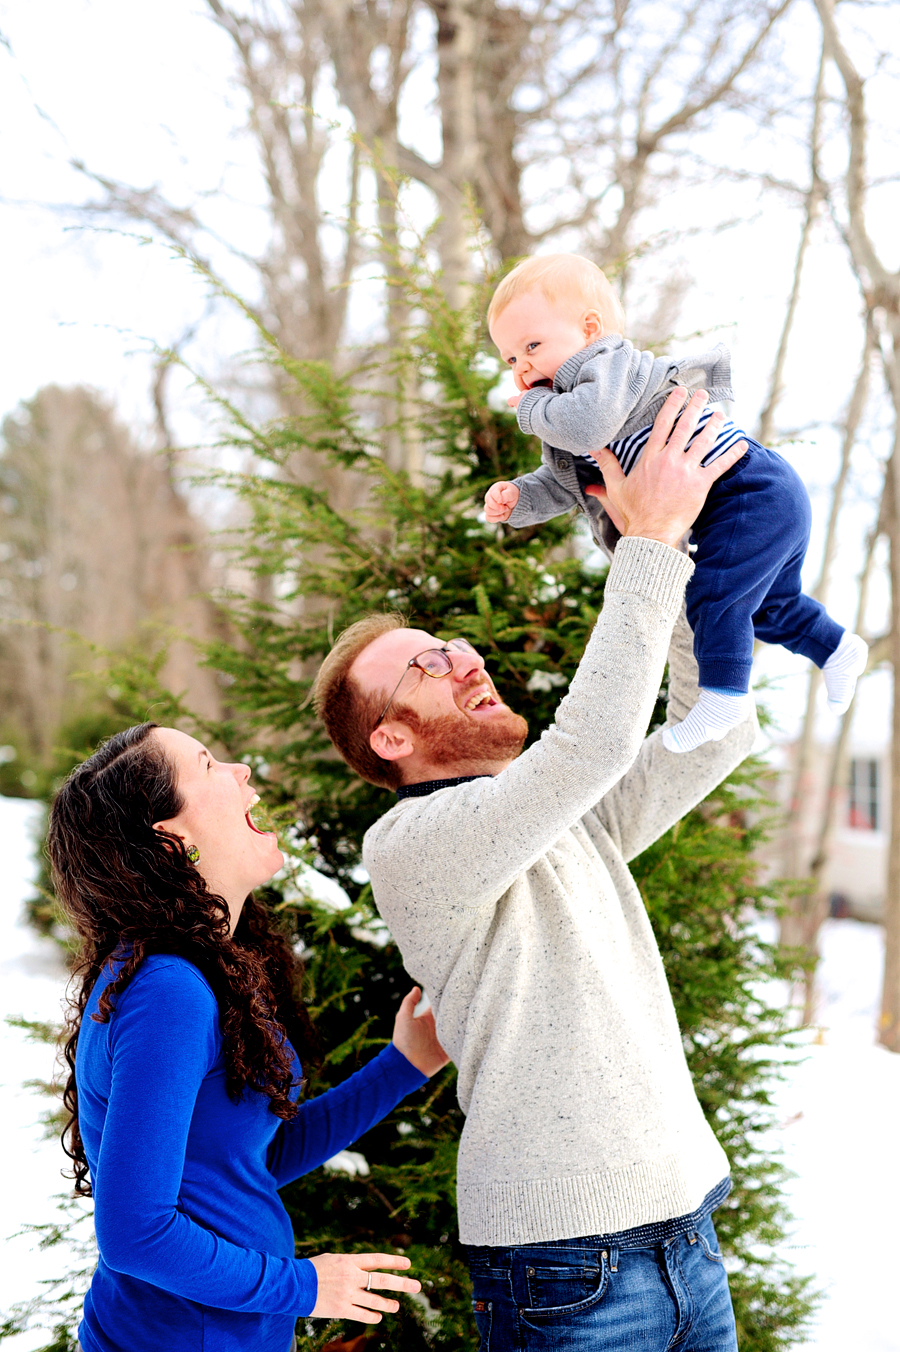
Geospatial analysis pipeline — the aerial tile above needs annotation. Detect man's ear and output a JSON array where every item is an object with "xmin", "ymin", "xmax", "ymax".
[{"xmin": 370, "ymin": 721, "xmax": 416, "ymax": 763}]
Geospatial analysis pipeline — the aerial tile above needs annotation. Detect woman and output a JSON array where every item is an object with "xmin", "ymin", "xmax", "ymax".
[{"xmin": 49, "ymin": 722, "xmax": 448, "ymax": 1352}]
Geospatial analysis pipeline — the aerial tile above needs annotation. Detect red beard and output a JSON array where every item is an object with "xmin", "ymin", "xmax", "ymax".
[{"xmin": 392, "ymin": 701, "xmax": 528, "ymax": 773}]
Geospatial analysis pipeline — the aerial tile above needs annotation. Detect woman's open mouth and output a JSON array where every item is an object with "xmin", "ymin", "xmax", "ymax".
[{"xmin": 245, "ymin": 792, "xmax": 270, "ymax": 835}]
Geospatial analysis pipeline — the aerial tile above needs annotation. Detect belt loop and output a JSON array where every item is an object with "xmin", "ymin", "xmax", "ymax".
[{"xmin": 607, "ymin": 1247, "xmax": 619, "ymax": 1273}]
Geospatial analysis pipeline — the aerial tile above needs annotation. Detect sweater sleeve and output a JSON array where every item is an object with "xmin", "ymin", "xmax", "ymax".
[
  {"xmin": 592, "ymin": 605, "xmax": 757, "ymax": 861},
  {"xmin": 95, "ymin": 962, "xmax": 317, "ymax": 1316},
  {"xmin": 364, "ymin": 537, "xmax": 693, "ymax": 908},
  {"xmin": 516, "ymin": 342, "xmax": 648, "ymax": 453},
  {"xmin": 267, "ymin": 1044, "xmax": 427, "ymax": 1187},
  {"xmin": 508, "ymin": 462, "xmax": 580, "ymax": 527}
]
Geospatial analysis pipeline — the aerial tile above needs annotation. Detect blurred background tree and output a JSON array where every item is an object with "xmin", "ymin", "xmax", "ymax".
[{"xmin": 0, "ymin": 385, "xmax": 226, "ymax": 801}]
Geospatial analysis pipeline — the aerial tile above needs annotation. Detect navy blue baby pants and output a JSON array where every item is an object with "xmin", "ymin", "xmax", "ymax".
[{"xmin": 687, "ymin": 439, "xmax": 844, "ymax": 693}]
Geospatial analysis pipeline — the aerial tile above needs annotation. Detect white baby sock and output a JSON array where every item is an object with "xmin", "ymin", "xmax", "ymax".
[
  {"xmin": 662, "ymin": 689, "xmax": 753, "ymax": 754},
  {"xmin": 822, "ymin": 631, "xmax": 868, "ymax": 714}
]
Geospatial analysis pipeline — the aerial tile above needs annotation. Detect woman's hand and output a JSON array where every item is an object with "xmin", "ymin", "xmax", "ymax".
[
  {"xmin": 309, "ymin": 1251, "xmax": 420, "ymax": 1322},
  {"xmin": 392, "ymin": 986, "xmax": 450, "ymax": 1077}
]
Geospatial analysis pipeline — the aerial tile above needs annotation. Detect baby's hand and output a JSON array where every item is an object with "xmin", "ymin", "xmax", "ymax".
[
  {"xmin": 507, "ymin": 390, "xmax": 523, "ymax": 408},
  {"xmin": 485, "ymin": 481, "xmax": 520, "ymax": 522}
]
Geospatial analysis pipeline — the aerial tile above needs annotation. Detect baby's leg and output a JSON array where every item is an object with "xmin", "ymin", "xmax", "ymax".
[
  {"xmin": 664, "ymin": 444, "xmax": 809, "ymax": 753},
  {"xmin": 752, "ymin": 554, "xmax": 866, "ymax": 713}
]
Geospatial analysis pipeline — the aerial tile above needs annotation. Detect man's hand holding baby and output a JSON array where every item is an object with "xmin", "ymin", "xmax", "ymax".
[
  {"xmin": 585, "ymin": 389, "xmax": 746, "ymax": 548},
  {"xmin": 485, "ymin": 481, "xmax": 521, "ymax": 522}
]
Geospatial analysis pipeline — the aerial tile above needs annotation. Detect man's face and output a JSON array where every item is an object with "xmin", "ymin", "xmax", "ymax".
[
  {"xmin": 490, "ymin": 290, "xmax": 595, "ymax": 393},
  {"xmin": 351, "ymin": 628, "xmax": 528, "ymax": 777}
]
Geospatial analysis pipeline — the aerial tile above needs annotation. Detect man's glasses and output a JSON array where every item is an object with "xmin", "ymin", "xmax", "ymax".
[{"xmin": 373, "ymin": 638, "xmax": 479, "ymax": 730}]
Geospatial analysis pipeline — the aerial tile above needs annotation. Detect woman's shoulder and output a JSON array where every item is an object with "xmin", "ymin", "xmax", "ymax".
[
  {"xmin": 132, "ymin": 952, "xmax": 218, "ymax": 1001},
  {"xmin": 103, "ymin": 952, "xmax": 220, "ymax": 1027},
  {"xmin": 98, "ymin": 954, "xmax": 223, "ymax": 1067}
]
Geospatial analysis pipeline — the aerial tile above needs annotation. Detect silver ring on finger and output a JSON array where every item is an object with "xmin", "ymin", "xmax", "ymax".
[{"xmin": 366, "ymin": 1272, "xmax": 373, "ymax": 1292}]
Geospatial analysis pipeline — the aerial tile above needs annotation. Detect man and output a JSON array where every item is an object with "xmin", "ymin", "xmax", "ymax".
[{"xmin": 312, "ymin": 389, "xmax": 754, "ymax": 1351}]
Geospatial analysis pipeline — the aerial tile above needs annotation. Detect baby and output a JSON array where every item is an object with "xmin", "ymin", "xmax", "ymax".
[{"xmin": 485, "ymin": 253, "xmax": 867, "ymax": 753}]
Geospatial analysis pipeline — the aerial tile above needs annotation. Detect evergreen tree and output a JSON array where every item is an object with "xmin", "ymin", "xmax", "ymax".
[
  {"xmin": 2, "ymin": 265, "xmax": 815, "ymax": 1350},
  {"xmin": 104, "ymin": 264, "xmax": 815, "ymax": 1350}
]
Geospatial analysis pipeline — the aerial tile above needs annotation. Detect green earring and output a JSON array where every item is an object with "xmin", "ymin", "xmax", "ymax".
[{"xmin": 186, "ymin": 844, "xmax": 200, "ymax": 864}]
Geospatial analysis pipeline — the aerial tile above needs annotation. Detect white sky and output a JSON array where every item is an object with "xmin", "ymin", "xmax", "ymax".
[{"xmin": 1, "ymin": 0, "xmax": 898, "ymax": 749}]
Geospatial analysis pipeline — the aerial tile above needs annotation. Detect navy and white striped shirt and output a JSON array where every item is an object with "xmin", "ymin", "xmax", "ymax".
[{"xmin": 605, "ymin": 406, "xmax": 746, "ymax": 475}]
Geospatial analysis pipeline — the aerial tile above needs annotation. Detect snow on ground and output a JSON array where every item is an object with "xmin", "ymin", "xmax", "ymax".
[
  {"xmin": 0, "ymin": 796, "xmax": 77, "ymax": 1351},
  {"xmin": 767, "ymin": 918, "xmax": 900, "ymax": 1352},
  {"xmin": 1, "ymin": 795, "xmax": 898, "ymax": 1349}
]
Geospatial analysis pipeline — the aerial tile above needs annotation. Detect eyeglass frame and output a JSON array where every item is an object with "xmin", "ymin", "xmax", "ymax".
[{"xmin": 372, "ymin": 638, "xmax": 479, "ymax": 731}]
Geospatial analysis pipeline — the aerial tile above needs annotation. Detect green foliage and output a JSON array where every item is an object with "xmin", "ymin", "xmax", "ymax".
[
  {"xmin": 629, "ymin": 766, "xmax": 816, "ymax": 1346},
  {"xmin": 0, "ymin": 1197, "xmax": 95, "ymax": 1351},
  {"xmin": 4, "ymin": 261, "xmax": 816, "ymax": 1348}
]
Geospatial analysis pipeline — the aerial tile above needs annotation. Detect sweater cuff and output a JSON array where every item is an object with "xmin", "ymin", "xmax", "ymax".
[
  {"xmin": 384, "ymin": 1040, "xmax": 430, "ymax": 1091},
  {"xmin": 605, "ymin": 536, "xmax": 694, "ymax": 618},
  {"xmin": 294, "ymin": 1257, "xmax": 319, "ymax": 1317},
  {"xmin": 516, "ymin": 386, "xmax": 551, "ymax": 435},
  {"xmin": 508, "ymin": 475, "xmax": 538, "ymax": 524}
]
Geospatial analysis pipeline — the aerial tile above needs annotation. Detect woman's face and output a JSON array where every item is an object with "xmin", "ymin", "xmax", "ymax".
[{"xmin": 151, "ymin": 728, "xmax": 284, "ymax": 932}]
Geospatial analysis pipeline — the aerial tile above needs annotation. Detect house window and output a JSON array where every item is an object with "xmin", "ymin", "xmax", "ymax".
[{"xmin": 848, "ymin": 758, "xmax": 880, "ymax": 831}]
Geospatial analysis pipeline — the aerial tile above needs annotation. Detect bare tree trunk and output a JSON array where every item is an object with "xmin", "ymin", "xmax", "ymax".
[
  {"xmin": 757, "ymin": 42, "xmax": 826, "ymax": 446},
  {"xmin": 881, "ymin": 424, "xmax": 900, "ymax": 1049},
  {"xmin": 779, "ymin": 326, "xmax": 874, "ymax": 900},
  {"xmin": 813, "ymin": 0, "xmax": 900, "ymax": 1049},
  {"xmin": 429, "ymin": 0, "xmax": 480, "ymax": 305},
  {"xmin": 797, "ymin": 492, "xmax": 883, "ymax": 1023}
]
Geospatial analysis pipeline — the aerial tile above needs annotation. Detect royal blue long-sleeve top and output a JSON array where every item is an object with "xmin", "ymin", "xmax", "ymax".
[{"xmin": 75, "ymin": 954, "xmax": 427, "ymax": 1352}]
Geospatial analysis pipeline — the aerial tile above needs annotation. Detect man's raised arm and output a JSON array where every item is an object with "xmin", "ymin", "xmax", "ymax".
[
  {"xmin": 363, "ymin": 393, "xmax": 749, "ymax": 908},
  {"xmin": 592, "ymin": 605, "xmax": 756, "ymax": 865}
]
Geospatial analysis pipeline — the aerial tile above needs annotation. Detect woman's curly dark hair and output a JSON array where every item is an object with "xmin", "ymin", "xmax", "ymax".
[{"xmin": 48, "ymin": 722, "xmax": 319, "ymax": 1197}]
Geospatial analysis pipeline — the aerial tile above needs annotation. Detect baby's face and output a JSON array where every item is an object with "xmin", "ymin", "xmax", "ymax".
[{"xmin": 490, "ymin": 290, "xmax": 599, "ymax": 392}]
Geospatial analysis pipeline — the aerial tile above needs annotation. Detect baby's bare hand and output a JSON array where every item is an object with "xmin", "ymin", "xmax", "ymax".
[
  {"xmin": 507, "ymin": 390, "xmax": 524, "ymax": 408},
  {"xmin": 485, "ymin": 481, "xmax": 520, "ymax": 522}
]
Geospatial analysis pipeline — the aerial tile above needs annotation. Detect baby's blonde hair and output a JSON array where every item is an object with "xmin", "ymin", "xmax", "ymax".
[{"xmin": 488, "ymin": 253, "xmax": 626, "ymax": 337}]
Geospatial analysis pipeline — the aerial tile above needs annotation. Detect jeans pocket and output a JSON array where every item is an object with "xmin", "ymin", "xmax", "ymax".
[
  {"xmin": 522, "ymin": 1252, "xmax": 609, "ymax": 1318},
  {"xmin": 695, "ymin": 1227, "xmax": 725, "ymax": 1263},
  {"xmin": 472, "ymin": 1296, "xmax": 493, "ymax": 1350}
]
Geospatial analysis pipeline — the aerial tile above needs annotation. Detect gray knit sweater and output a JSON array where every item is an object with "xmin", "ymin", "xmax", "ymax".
[
  {"xmin": 509, "ymin": 336, "xmax": 734, "ymax": 556},
  {"xmin": 363, "ymin": 537, "xmax": 756, "ymax": 1246}
]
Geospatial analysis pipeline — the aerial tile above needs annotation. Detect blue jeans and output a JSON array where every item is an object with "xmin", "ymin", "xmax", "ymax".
[{"xmin": 466, "ymin": 1213, "xmax": 737, "ymax": 1351}]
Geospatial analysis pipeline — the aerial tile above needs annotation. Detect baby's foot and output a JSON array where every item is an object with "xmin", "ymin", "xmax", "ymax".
[
  {"xmin": 662, "ymin": 689, "xmax": 753, "ymax": 754},
  {"xmin": 822, "ymin": 632, "xmax": 868, "ymax": 714}
]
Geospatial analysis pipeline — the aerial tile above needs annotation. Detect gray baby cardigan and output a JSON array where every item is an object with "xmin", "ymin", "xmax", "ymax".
[
  {"xmin": 363, "ymin": 537, "xmax": 756, "ymax": 1247},
  {"xmin": 509, "ymin": 336, "xmax": 734, "ymax": 555}
]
